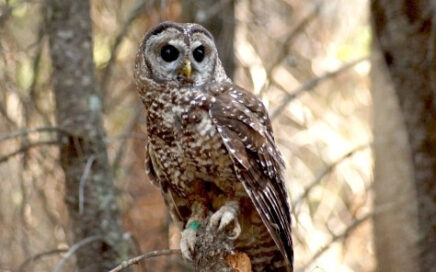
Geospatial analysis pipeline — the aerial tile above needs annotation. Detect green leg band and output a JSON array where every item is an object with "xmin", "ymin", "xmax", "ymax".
[{"xmin": 187, "ymin": 220, "xmax": 201, "ymax": 230}]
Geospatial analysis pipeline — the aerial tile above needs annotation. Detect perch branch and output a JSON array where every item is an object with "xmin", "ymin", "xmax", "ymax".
[
  {"xmin": 192, "ymin": 217, "xmax": 252, "ymax": 272},
  {"xmin": 108, "ymin": 249, "xmax": 181, "ymax": 272},
  {"xmin": 109, "ymin": 217, "xmax": 253, "ymax": 272}
]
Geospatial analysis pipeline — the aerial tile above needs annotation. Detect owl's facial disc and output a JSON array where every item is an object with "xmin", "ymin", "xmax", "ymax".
[{"xmin": 142, "ymin": 24, "xmax": 218, "ymax": 86}]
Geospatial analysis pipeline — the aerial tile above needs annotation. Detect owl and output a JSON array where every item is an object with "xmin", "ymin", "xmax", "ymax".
[{"xmin": 134, "ymin": 21, "xmax": 293, "ymax": 272}]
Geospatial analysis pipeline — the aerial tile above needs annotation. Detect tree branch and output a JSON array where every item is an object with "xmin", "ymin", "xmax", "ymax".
[
  {"xmin": 0, "ymin": 127, "xmax": 68, "ymax": 143},
  {"xmin": 271, "ymin": 57, "xmax": 369, "ymax": 120},
  {"xmin": 18, "ymin": 248, "xmax": 68, "ymax": 272},
  {"xmin": 297, "ymin": 213, "xmax": 371, "ymax": 272},
  {"xmin": 192, "ymin": 218, "xmax": 252, "ymax": 272},
  {"xmin": 53, "ymin": 236, "xmax": 104, "ymax": 272},
  {"xmin": 101, "ymin": 0, "xmax": 150, "ymax": 101},
  {"xmin": 292, "ymin": 144, "xmax": 370, "ymax": 212},
  {"xmin": 0, "ymin": 140, "xmax": 57, "ymax": 164},
  {"xmin": 108, "ymin": 249, "xmax": 180, "ymax": 272}
]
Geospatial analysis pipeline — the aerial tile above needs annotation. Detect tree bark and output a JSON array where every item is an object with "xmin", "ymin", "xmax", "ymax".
[
  {"xmin": 181, "ymin": 0, "xmax": 236, "ymax": 79},
  {"xmin": 371, "ymin": 45, "xmax": 420, "ymax": 272},
  {"xmin": 371, "ymin": 1, "xmax": 436, "ymax": 271},
  {"xmin": 46, "ymin": 1, "xmax": 129, "ymax": 271}
]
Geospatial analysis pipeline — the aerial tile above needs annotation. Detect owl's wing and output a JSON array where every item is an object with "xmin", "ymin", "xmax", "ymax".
[{"xmin": 209, "ymin": 83, "xmax": 293, "ymax": 268}]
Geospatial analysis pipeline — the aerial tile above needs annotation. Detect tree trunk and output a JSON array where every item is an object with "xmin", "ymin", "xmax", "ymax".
[
  {"xmin": 181, "ymin": 0, "xmax": 236, "ymax": 79},
  {"xmin": 371, "ymin": 45, "xmax": 420, "ymax": 272},
  {"xmin": 371, "ymin": 1, "xmax": 436, "ymax": 271},
  {"xmin": 46, "ymin": 1, "xmax": 129, "ymax": 271}
]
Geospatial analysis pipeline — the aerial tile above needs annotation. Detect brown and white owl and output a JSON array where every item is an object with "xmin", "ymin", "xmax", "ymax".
[{"xmin": 134, "ymin": 21, "xmax": 293, "ymax": 271}]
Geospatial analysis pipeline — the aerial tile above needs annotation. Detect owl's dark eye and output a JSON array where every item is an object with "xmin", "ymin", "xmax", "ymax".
[
  {"xmin": 161, "ymin": 45, "xmax": 179, "ymax": 62},
  {"xmin": 193, "ymin": 45, "xmax": 205, "ymax": 62}
]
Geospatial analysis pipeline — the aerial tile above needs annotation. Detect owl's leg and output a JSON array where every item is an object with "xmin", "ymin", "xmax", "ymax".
[
  {"xmin": 180, "ymin": 201, "xmax": 207, "ymax": 261},
  {"xmin": 207, "ymin": 201, "xmax": 241, "ymax": 240}
]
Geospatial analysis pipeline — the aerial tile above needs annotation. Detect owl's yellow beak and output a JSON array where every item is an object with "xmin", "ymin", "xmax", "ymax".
[{"xmin": 180, "ymin": 59, "xmax": 192, "ymax": 78}]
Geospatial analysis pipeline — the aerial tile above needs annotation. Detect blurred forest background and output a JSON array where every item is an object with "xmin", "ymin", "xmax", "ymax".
[{"xmin": 0, "ymin": 0, "xmax": 434, "ymax": 272}]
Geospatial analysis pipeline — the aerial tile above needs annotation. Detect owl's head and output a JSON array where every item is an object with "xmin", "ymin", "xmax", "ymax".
[{"xmin": 135, "ymin": 22, "xmax": 228, "ymax": 87}]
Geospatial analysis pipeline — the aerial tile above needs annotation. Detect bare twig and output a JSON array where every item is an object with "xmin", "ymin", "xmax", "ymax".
[
  {"xmin": 292, "ymin": 144, "xmax": 370, "ymax": 211},
  {"xmin": 0, "ymin": 140, "xmax": 57, "ymax": 164},
  {"xmin": 256, "ymin": 3, "xmax": 321, "ymax": 98},
  {"xmin": 297, "ymin": 199, "xmax": 402, "ymax": 272},
  {"xmin": 108, "ymin": 249, "xmax": 181, "ymax": 272},
  {"xmin": 18, "ymin": 248, "xmax": 68, "ymax": 272},
  {"xmin": 79, "ymin": 155, "xmax": 96, "ymax": 215},
  {"xmin": 271, "ymin": 57, "xmax": 369, "ymax": 120},
  {"xmin": 297, "ymin": 213, "xmax": 371, "ymax": 272},
  {"xmin": 52, "ymin": 235, "xmax": 104, "ymax": 272},
  {"xmin": 267, "ymin": 3, "xmax": 321, "ymax": 73},
  {"xmin": 101, "ymin": 0, "xmax": 149, "ymax": 98},
  {"xmin": 0, "ymin": 127, "xmax": 68, "ymax": 143}
]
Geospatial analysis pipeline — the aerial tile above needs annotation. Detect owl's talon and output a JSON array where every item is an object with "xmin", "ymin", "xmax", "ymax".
[
  {"xmin": 180, "ymin": 228, "xmax": 197, "ymax": 261},
  {"xmin": 207, "ymin": 202, "xmax": 241, "ymax": 239}
]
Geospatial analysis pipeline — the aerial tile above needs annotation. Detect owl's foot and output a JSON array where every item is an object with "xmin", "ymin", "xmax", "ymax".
[
  {"xmin": 207, "ymin": 201, "xmax": 241, "ymax": 240},
  {"xmin": 180, "ymin": 226, "xmax": 197, "ymax": 261}
]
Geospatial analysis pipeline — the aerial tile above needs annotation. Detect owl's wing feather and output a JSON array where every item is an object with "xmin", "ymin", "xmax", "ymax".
[{"xmin": 209, "ymin": 83, "xmax": 293, "ymax": 268}]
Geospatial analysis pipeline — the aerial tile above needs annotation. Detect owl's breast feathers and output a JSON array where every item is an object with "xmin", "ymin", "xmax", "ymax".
[{"xmin": 145, "ymin": 83, "xmax": 239, "ymax": 197}]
